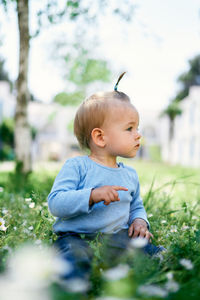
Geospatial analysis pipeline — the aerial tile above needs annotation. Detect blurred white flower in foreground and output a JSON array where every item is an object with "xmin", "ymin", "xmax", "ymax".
[
  {"xmin": 179, "ymin": 258, "xmax": 194, "ymax": 270},
  {"xmin": 165, "ymin": 280, "xmax": 179, "ymax": 293},
  {"xmin": 138, "ymin": 284, "xmax": 168, "ymax": 298},
  {"xmin": 161, "ymin": 220, "xmax": 167, "ymax": 224},
  {"xmin": 181, "ymin": 225, "xmax": 189, "ymax": 230},
  {"xmin": 0, "ymin": 186, "xmax": 4, "ymax": 192},
  {"xmin": 29, "ymin": 202, "xmax": 35, "ymax": 208},
  {"xmin": 166, "ymin": 272, "xmax": 173, "ymax": 280},
  {"xmin": 0, "ymin": 243, "xmax": 71, "ymax": 300},
  {"xmin": 103, "ymin": 264, "xmax": 129, "ymax": 281},
  {"xmin": 2, "ymin": 208, "xmax": 8, "ymax": 215},
  {"xmin": 130, "ymin": 237, "xmax": 148, "ymax": 248},
  {"xmin": 0, "ymin": 217, "xmax": 7, "ymax": 231},
  {"xmin": 148, "ymin": 213, "xmax": 153, "ymax": 218},
  {"xmin": 170, "ymin": 225, "xmax": 177, "ymax": 233},
  {"xmin": 61, "ymin": 277, "xmax": 90, "ymax": 293},
  {"xmin": 25, "ymin": 198, "xmax": 32, "ymax": 202}
]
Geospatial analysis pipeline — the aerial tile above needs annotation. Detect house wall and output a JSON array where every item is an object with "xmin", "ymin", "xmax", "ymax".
[{"xmin": 161, "ymin": 86, "xmax": 200, "ymax": 167}]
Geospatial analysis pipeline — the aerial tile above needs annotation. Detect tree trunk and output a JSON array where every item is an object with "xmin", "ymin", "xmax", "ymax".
[{"xmin": 15, "ymin": 0, "xmax": 32, "ymax": 174}]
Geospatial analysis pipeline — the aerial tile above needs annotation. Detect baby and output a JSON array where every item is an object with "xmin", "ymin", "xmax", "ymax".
[{"xmin": 48, "ymin": 73, "xmax": 163, "ymax": 283}]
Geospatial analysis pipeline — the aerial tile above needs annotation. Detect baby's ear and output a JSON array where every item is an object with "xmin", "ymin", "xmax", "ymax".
[{"xmin": 91, "ymin": 128, "xmax": 106, "ymax": 148}]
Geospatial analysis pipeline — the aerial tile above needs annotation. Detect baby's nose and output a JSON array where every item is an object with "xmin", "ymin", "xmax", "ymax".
[{"xmin": 136, "ymin": 132, "xmax": 142, "ymax": 139}]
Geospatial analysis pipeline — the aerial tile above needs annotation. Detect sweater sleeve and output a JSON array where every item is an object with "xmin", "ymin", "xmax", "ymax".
[
  {"xmin": 128, "ymin": 174, "xmax": 150, "ymax": 229},
  {"xmin": 48, "ymin": 159, "xmax": 93, "ymax": 218}
]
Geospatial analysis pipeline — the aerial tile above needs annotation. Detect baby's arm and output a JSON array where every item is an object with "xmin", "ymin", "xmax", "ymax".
[
  {"xmin": 48, "ymin": 159, "xmax": 94, "ymax": 218},
  {"xmin": 128, "ymin": 174, "xmax": 152, "ymax": 240}
]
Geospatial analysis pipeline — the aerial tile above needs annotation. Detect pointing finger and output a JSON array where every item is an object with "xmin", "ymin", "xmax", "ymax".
[{"xmin": 112, "ymin": 186, "xmax": 128, "ymax": 191}]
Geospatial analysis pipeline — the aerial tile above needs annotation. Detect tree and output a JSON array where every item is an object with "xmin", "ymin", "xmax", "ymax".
[
  {"xmin": 173, "ymin": 54, "xmax": 200, "ymax": 102},
  {"xmin": 161, "ymin": 101, "xmax": 182, "ymax": 141},
  {"xmin": 161, "ymin": 54, "xmax": 200, "ymax": 147},
  {"xmin": 0, "ymin": 0, "xmax": 134, "ymax": 174}
]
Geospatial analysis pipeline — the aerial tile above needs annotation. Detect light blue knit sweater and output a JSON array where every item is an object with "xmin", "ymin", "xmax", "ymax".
[{"xmin": 48, "ymin": 156, "xmax": 149, "ymax": 234}]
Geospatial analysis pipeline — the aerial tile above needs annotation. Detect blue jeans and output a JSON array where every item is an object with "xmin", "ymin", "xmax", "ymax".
[{"xmin": 53, "ymin": 229, "xmax": 165, "ymax": 281}]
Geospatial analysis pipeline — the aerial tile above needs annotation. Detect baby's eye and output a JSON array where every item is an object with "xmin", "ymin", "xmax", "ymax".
[{"xmin": 126, "ymin": 127, "xmax": 132, "ymax": 131}]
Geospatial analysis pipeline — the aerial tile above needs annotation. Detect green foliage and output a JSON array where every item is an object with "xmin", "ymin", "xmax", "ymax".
[
  {"xmin": 54, "ymin": 91, "xmax": 85, "ymax": 106},
  {"xmin": 161, "ymin": 54, "xmax": 200, "ymax": 128},
  {"xmin": 161, "ymin": 101, "xmax": 182, "ymax": 122},
  {"xmin": 68, "ymin": 57, "xmax": 111, "ymax": 86},
  {"xmin": 54, "ymin": 45, "xmax": 111, "ymax": 106},
  {"xmin": 0, "ymin": 118, "xmax": 37, "ymax": 161},
  {"xmin": 0, "ymin": 118, "xmax": 14, "ymax": 160},
  {"xmin": 174, "ymin": 54, "xmax": 200, "ymax": 102}
]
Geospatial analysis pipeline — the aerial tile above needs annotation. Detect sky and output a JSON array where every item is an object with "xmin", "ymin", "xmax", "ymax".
[{"xmin": 0, "ymin": 0, "xmax": 199, "ymax": 112}]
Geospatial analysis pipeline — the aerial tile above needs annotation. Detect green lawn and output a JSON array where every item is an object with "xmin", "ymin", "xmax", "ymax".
[{"xmin": 0, "ymin": 160, "xmax": 200, "ymax": 299}]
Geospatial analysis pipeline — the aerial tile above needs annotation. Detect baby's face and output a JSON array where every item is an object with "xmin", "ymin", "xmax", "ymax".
[{"xmin": 102, "ymin": 101, "xmax": 141, "ymax": 158}]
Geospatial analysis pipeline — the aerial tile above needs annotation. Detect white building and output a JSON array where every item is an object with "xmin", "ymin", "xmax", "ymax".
[{"xmin": 161, "ymin": 86, "xmax": 200, "ymax": 167}]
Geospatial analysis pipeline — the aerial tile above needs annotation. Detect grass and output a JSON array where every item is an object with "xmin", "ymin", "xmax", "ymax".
[{"xmin": 0, "ymin": 159, "xmax": 200, "ymax": 299}]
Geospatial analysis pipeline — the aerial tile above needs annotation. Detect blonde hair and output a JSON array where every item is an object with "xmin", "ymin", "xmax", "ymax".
[{"xmin": 74, "ymin": 91, "xmax": 130, "ymax": 149}]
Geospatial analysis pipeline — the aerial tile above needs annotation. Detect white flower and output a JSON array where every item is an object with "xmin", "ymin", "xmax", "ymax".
[
  {"xmin": 25, "ymin": 198, "xmax": 32, "ymax": 202},
  {"xmin": 165, "ymin": 280, "xmax": 179, "ymax": 292},
  {"xmin": 0, "ymin": 218, "xmax": 7, "ymax": 231},
  {"xmin": 179, "ymin": 258, "xmax": 193, "ymax": 270},
  {"xmin": 181, "ymin": 225, "xmax": 189, "ymax": 230},
  {"xmin": 29, "ymin": 202, "xmax": 35, "ymax": 209},
  {"xmin": 166, "ymin": 272, "xmax": 173, "ymax": 280},
  {"xmin": 161, "ymin": 220, "xmax": 167, "ymax": 224},
  {"xmin": 138, "ymin": 284, "xmax": 168, "ymax": 298},
  {"xmin": 62, "ymin": 278, "xmax": 90, "ymax": 293},
  {"xmin": 7, "ymin": 244, "xmax": 71, "ymax": 289},
  {"xmin": 170, "ymin": 225, "xmax": 177, "ymax": 233},
  {"xmin": 0, "ymin": 277, "xmax": 49, "ymax": 300},
  {"xmin": 148, "ymin": 213, "xmax": 153, "ymax": 218},
  {"xmin": 0, "ymin": 187, "xmax": 4, "ymax": 192},
  {"xmin": 28, "ymin": 226, "xmax": 34, "ymax": 231},
  {"xmin": 130, "ymin": 237, "xmax": 148, "ymax": 248},
  {"xmin": 13, "ymin": 227, "xmax": 17, "ymax": 231},
  {"xmin": 2, "ymin": 208, "xmax": 8, "ymax": 215},
  {"xmin": 103, "ymin": 264, "xmax": 129, "ymax": 281}
]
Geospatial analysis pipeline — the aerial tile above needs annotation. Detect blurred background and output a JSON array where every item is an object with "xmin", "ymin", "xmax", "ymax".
[{"xmin": 0, "ymin": 0, "xmax": 200, "ymax": 172}]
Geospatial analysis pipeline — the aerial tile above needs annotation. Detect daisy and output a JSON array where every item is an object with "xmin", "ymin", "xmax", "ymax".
[
  {"xmin": 130, "ymin": 237, "xmax": 148, "ymax": 248},
  {"xmin": 0, "ymin": 218, "xmax": 7, "ymax": 231},
  {"xmin": 103, "ymin": 264, "xmax": 129, "ymax": 281},
  {"xmin": 179, "ymin": 258, "xmax": 193, "ymax": 270}
]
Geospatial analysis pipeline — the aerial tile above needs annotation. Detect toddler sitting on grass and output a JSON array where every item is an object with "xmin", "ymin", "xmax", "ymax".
[{"xmin": 48, "ymin": 73, "xmax": 164, "ymax": 284}]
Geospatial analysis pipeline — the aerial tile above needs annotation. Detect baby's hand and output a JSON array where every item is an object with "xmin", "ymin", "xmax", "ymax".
[
  {"xmin": 89, "ymin": 185, "xmax": 128, "ymax": 206},
  {"xmin": 128, "ymin": 218, "xmax": 153, "ymax": 241}
]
